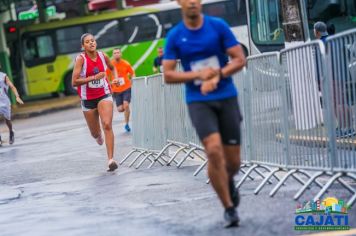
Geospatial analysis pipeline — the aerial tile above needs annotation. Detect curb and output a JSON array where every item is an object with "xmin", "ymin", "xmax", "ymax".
[{"xmin": 11, "ymin": 99, "xmax": 81, "ymax": 120}]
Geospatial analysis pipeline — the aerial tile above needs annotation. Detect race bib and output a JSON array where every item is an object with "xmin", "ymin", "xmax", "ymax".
[
  {"xmin": 190, "ymin": 56, "xmax": 220, "ymax": 86},
  {"xmin": 89, "ymin": 79, "xmax": 105, "ymax": 88},
  {"xmin": 118, "ymin": 77, "xmax": 125, "ymax": 86}
]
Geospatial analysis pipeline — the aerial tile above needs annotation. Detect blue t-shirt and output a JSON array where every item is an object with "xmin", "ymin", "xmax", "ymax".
[{"xmin": 164, "ymin": 15, "xmax": 239, "ymax": 103}]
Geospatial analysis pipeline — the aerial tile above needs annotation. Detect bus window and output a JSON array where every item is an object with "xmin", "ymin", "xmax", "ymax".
[
  {"xmin": 56, "ymin": 26, "xmax": 84, "ymax": 54},
  {"xmin": 86, "ymin": 20, "xmax": 124, "ymax": 48},
  {"xmin": 159, "ymin": 9, "xmax": 181, "ymax": 35},
  {"xmin": 249, "ymin": 0, "xmax": 285, "ymax": 46},
  {"xmin": 37, "ymin": 36, "xmax": 55, "ymax": 58},
  {"xmin": 23, "ymin": 38, "xmax": 38, "ymax": 61},
  {"xmin": 203, "ymin": 0, "xmax": 244, "ymax": 26},
  {"xmin": 123, "ymin": 14, "xmax": 161, "ymax": 44},
  {"xmin": 22, "ymin": 34, "xmax": 55, "ymax": 66}
]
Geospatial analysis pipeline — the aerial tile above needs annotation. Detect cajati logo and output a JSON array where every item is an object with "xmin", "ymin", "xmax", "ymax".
[{"xmin": 294, "ymin": 197, "xmax": 351, "ymax": 231}]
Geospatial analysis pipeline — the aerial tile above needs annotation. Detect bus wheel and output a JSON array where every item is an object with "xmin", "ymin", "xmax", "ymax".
[{"xmin": 64, "ymin": 73, "xmax": 77, "ymax": 95}]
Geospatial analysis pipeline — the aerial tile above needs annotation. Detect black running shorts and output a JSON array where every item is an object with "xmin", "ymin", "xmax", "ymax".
[
  {"xmin": 81, "ymin": 94, "xmax": 112, "ymax": 111},
  {"xmin": 188, "ymin": 97, "xmax": 243, "ymax": 145}
]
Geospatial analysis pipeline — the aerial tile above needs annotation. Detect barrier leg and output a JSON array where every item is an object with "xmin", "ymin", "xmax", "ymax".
[
  {"xmin": 297, "ymin": 170, "xmax": 325, "ymax": 189},
  {"xmin": 193, "ymin": 160, "xmax": 208, "ymax": 176},
  {"xmin": 294, "ymin": 171, "xmax": 325, "ymax": 200},
  {"xmin": 337, "ymin": 178, "xmax": 356, "ymax": 194},
  {"xmin": 346, "ymin": 173, "xmax": 356, "ymax": 207},
  {"xmin": 136, "ymin": 153, "xmax": 154, "ymax": 169},
  {"xmin": 290, "ymin": 172, "xmax": 308, "ymax": 186},
  {"xmin": 155, "ymin": 154, "xmax": 168, "ymax": 167},
  {"xmin": 120, "ymin": 149, "xmax": 139, "ymax": 165},
  {"xmin": 269, "ymin": 169, "xmax": 298, "ymax": 197},
  {"xmin": 253, "ymin": 168, "xmax": 274, "ymax": 185},
  {"xmin": 235, "ymin": 164, "xmax": 258, "ymax": 189},
  {"xmin": 240, "ymin": 168, "xmax": 254, "ymax": 181},
  {"xmin": 147, "ymin": 143, "xmax": 174, "ymax": 168},
  {"xmin": 177, "ymin": 147, "xmax": 197, "ymax": 168},
  {"xmin": 128, "ymin": 151, "xmax": 147, "ymax": 167},
  {"xmin": 254, "ymin": 168, "xmax": 280, "ymax": 195},
  {"xmin": 167, "ymin": 146, "xmax": 188, "ymax": 166},
  {"xmin": 313, "ymin": 172, "xmax": 343, "ymax": 202}
]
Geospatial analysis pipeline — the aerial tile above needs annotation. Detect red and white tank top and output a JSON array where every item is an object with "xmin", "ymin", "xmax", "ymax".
[{"xmin": 77, "ymin": 51, "xmax": 111, "ymax": 100}]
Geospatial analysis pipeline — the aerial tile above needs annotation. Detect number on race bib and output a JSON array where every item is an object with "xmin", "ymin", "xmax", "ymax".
[
  {"xmin": 89, "ymin": 79, "xmax": 105, "ymax": 88},
  {"xmin": 118, "ymin": 77, "xmax": 125, "ymax": 86}
]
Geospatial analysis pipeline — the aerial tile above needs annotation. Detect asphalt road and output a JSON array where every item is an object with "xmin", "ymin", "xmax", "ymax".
[{"xmin": 0, "ymin": 107, "xmax": 355, "ymax": 236}]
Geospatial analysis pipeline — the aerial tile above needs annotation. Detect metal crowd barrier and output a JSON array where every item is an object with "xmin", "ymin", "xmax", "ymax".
[
  {"xmin": 234, "ymin": 30, "xmax": 356, "ymax": 207},
  {"xmin": 121, "ymin": 74, "xmax": 207, "ymax": 175},
  {"xmin": 121, "ymin": 29, "xmax": 356, "ymax": 207}
]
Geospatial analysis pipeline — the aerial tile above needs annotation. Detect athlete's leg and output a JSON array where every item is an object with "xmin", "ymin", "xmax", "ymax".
[
  {"xmin": 203, "ymin": 133, "xmax": 233, "ymax": 208},
  {"xmin": 188, "ymin": 101, "xmax": 233, "ymax": 209},
  {"xmin": 224, "ymin": 146, "xmax": 241, "ymax": 178},
  {"xmin": 123, "ymin": 89, "xmax": 131, "ymax": 125},
  {"xmin": 83, "ymin": 109, "xmax": 102, "ymax": 141},
  {"xmin": 97, "ymin": 99, "xmax": 114, "ymax": 160},
  {"xmin": 5, "ymin": 119, "xmax": 13, "ymax": 132},
  {"xmin": 123, "ymin": 101, "xmax": 130, "ymax": 125},
  {"xmin": 114, "ymin": 92, "xmax": 124, "ymax": 113},
  {"xmin": 5, "ymin": 119, "xmax": 15, "ymax": 145}
]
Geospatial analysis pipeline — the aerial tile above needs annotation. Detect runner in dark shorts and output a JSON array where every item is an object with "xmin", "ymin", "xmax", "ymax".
[
  {"xmin": 163, "ymin": 0, "xmax": 246, "ymax": 228},
  {"xmin": 108, "ymin": 48, "xmax": 135, "ymax": 132}
]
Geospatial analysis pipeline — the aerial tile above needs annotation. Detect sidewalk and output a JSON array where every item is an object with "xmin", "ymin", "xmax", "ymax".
[{"xmin": 11, "ymin": 96, "xmax": 80, "ymax": 119}]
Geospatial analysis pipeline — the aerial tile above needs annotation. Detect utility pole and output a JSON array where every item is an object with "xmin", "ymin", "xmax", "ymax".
[
  {"xmin": 280, "ymin": 0, "xmax": 306, "ymax": 43},
  {"xmin": 116, "ymin": 0, "xmax": 123, "ymax": 10},
  {"xmin": 36, "ymin": 0, "xmax": 47, "ymax": 23}
]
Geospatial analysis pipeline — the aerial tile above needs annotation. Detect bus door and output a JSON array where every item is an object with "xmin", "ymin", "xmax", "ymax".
[{"xmin": 22, "ymin": 32, "xmax": 57, "ymax": 96}]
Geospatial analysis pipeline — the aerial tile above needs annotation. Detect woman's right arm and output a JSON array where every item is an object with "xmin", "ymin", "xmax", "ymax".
[{"xmin": 72, "ymin": 56, "xmax": 103, "ymax": 87}]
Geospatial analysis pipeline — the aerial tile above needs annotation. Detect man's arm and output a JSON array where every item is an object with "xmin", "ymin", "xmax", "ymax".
[
  {"xmin": 128, "ymin": 65, "xmax": 135, "ymax": 79},
  {"xmin": 163, "ymin": 59, "xmax": 218, "ymax": 84},
  {"xmin": 200, "ymin": 45, "xmax": 246, "ymax": 95},
  {"xmin": 220, "ymin": 45, "xmax": 246, "ymax": 78}
]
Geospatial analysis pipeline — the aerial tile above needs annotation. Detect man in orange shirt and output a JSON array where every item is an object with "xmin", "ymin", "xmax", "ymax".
[{"xmin": 110, "ymin": 48, "xmax": 135, "ymax": 132}]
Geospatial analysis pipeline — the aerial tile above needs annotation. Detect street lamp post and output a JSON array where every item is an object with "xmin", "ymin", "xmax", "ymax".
[{"xmin": 36, "ymin": 0, "xmax": 47, "ymax": 23}]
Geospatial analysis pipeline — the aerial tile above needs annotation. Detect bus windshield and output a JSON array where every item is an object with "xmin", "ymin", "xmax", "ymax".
[{"xmin": 249, "ymin": 0, "xmax": 285, "ymax": 46}]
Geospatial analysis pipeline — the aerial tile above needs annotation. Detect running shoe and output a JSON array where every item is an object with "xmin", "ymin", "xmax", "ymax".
[
  {"xmin": 124, "ymin": 124, "xmax": 131, "ymax": 132},
  {"xmin": 229, "ymin": 179, "xmax": 240, "ymax": 207},
  {"xmin": 107, "ymin": 159, "xmax": 118, "ymax": 172},
  {"xmin": 224, "ymin": 207, "xmax": 239, "ymax": 228},
  {"xmin": 9, "ymin": 131, "xmax": 14, "ymax": 145},
  {"xmin": 96, "ymin": 134, "xmax": 104, "ymax": 145}
]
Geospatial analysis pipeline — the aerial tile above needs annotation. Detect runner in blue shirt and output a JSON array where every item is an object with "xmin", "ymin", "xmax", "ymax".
[{"xmin": 163, "ymin": 0, "xmax": 246, "ymax": 228}]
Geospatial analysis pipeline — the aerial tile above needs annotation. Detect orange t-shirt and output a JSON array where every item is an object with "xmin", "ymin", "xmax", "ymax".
[{"xmin": 108, "ymin": 59, "xmax": 134, "ymax": 93}]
